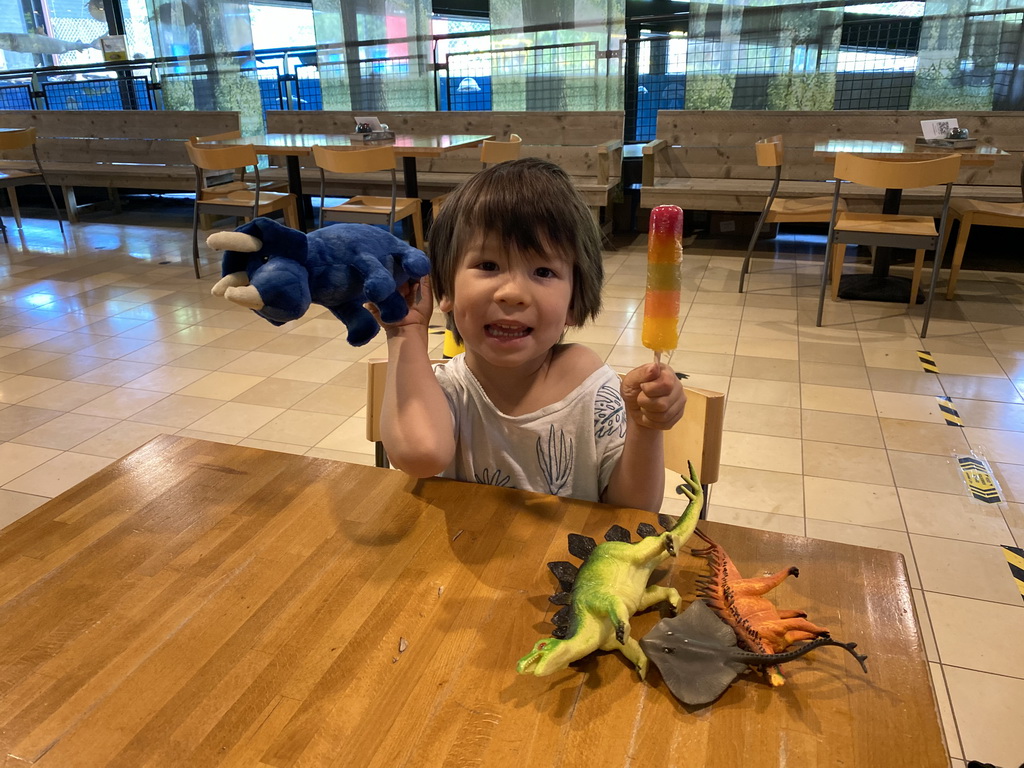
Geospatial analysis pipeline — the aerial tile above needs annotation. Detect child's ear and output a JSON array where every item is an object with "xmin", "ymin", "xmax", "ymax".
[{"xmin": 438, "ymin": 295, "xmax": 454, "ymax": 313}]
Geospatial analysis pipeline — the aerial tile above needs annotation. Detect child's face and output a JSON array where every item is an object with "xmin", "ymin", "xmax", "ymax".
[{"xmin": 439, "ymin": 231, "xmax": 574, "ymax": 367}]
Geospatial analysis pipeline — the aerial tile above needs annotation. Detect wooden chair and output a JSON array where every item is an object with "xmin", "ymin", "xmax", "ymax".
[
  {"xmin": 0, "ymin": 127, "xmax": 64, "ymax": 243},
  {"xmin": 365, "ymin": 359, "xmax": 725, "ymax": 517},
  {"xmin": 190, "ymin": 131, "xmax": 288, "ymax": 199},
  {"xmin": 311, "ymin": 145, "xmax": 424, "ymax": 249},
  {"xmin": 816, "ymin": 152, "xmax": 962, "ymax": 338},
  {"xmin": 430, "ymin": 133, "xmax": 522, "ymax": 219},
  {"xmin": 185, "ymin": 141, "xmax": 299, "ymax": 280},
  {"xmin": 940, "ymin": 161, "xmax": 1024, "ymax": 300},
  {"xmin": 738, "ymin": 136, "xmax": 842, "ymax": 293}
]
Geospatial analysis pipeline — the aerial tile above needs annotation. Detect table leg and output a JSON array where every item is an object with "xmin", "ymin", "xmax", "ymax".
[
  {"xmin": 401, "ymin": 155, "xmax": 431, "ymax": 243},
  {"xmin": 837, "ymin": 187, "xmax": 923, "ymax": 304},
  {"xmin": 285, "ymin": 155, "xmax": 313, "ymax": 232}
]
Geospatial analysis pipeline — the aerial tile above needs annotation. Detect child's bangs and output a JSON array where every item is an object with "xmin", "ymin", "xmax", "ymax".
[{"xmin": 453, "ymin": 183, "xmax": 576, "ymax": 261}]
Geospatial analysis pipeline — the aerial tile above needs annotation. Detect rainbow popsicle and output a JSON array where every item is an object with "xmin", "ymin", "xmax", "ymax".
[{"xmin": 642, "ymin": 205, "xmax": 684, "ymax": 358}]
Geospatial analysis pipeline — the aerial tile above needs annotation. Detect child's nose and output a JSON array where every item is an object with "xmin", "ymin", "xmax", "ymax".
[{"xmin": 494, "ymin": 273, "xmax": 529, "ymax": 304}]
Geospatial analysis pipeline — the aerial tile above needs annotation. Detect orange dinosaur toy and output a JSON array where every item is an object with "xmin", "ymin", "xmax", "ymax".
[{"xmin": 690, "ymin": 527, "xmax": 830, "ymax": 686}]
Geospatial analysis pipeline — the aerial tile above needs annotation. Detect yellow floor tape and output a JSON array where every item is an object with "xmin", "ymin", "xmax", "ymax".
[
  {"xmin": 957, "ymin": 457, "xmax": 1001, "ymax": 503},
  {"xmin": 1003, "ymin": 546, "xmax": 1024, "ymax": 602},
  {"xmin": 918, "ymin": 350, "xmax": 939, "ymax": 374}
]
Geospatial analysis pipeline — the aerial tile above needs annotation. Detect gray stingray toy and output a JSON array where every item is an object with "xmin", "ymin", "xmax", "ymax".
[{"xmin": 640, "ymin": 600, "xmax": 869, "ymax": 706}]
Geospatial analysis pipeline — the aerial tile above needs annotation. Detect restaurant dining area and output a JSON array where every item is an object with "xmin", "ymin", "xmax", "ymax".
[{"xmin": 1, "ymin": 0, "xmax": 1024, "ymax": 766}]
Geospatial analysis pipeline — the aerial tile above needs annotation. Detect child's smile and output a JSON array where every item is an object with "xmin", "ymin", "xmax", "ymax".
[{"xmin": 485, "ymin": 320, "xmax": 531, "ymax": 340}]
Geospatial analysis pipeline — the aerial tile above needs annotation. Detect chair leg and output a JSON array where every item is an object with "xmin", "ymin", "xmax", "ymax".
[
  {"xmin": 921, "ymin": 246, "xmax": 945, "ymax": 340},
  {"xmin": 42, "ymin": 181, "xmax": 65, "ymax": 234},
  {"xmin": 815, "ymin": 233, "xmax": 835, "ymax": 327},
  {"xmin": 946, "ymin": 216, "xmax": 971, "ymax": 301},
  {"xmin": 738, "ymin": 209, "xmax": 771, "ymax": 293},
  {"xmin": 191, "ymin": 204, "xmax": 202, "ymax": 280},
  {"xmin": 374, "ymin": 442, "xmax": 390, "ymax": 469},
  {"xmin": 282, "ymin": 198, "xmax": 300, "ymax": 230},
  {"xmin": 0, "ymin": 215, "xmax": 7, "ymax": 244},
  {"xmin": 409, "ymin": 204, "xmax": 424, "ymax": 250},
  {"xmin": 7, "ymin": 188, "xmax": 22, "ymax": 229},
  {"xmin": 909, "ymin": 249, "xmax": 926, "ymax": 308},
  {"xmin": 829, "ymin": 241, "xmax": 845, "ymax": 301}
]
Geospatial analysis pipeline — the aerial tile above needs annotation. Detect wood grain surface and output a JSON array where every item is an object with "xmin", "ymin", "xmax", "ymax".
[{"xmin": 0, "ymin": 436, "xmax": 947, "ymax": 767}]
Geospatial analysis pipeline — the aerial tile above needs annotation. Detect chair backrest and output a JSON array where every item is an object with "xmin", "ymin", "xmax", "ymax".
[
  {"xmin": 480, "ymin": 133, "xmax": 522, "ymax": 165},
  {"xmin": 185, "ymin": 140, "xmax": 257, "ymax": 172},
  {"xmin": 833, "ymin": 152, "xmax": 962, "ymax": 190},
  {"xmin": 0, "ymin": 127, "xmax": 36, "ymax": 152},
  {"xmin": 365, "ymin": 359, "xmax": 725, "ymax": 485},
  {"xmin": 312, "ymin": 144, "xmax": 396, "ymax": 174},
  {"xmin": 754, "ymin": 135, "xmax": 783, "ymax": 168}
]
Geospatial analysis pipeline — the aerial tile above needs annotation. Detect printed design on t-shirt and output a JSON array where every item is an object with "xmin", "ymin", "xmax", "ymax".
[
  {"xmin": 475, "ymin": 467, "xmax": 513, "ymax": 488},
  {"xmin": 594, "ymin": 383, "xmax": 627, "ymax": 439},
  {"xmin": 537, "ymin": 424, "xmax": 573, "ymax": 496}
]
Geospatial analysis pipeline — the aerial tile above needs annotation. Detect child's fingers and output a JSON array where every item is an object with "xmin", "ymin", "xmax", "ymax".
[
  {"xmin": 637, "ymin": 382, "xmax": 687, "ymax": 429},
  {"xmin": 639, "ymin": 364, "xmax": 682, "ymax": 398}
]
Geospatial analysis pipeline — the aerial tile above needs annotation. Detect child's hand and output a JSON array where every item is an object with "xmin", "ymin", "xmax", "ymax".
[
  {"xmin": 365, "ymin": 275, "xmax": 433, "ymax": 336},
  {"xmin": 620, "ymin": 362, "xmax": 686, "ymax": 430}
]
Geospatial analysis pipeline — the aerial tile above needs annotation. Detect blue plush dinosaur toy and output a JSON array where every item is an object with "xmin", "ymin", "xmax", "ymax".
[{"xmin": 208, "ymin": 217, "xmax": 429, "ymax": 347}]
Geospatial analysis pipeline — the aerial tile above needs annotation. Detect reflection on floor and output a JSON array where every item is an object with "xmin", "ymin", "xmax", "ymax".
[{"xmin": 1, "ymin": 209, "xmax": 1022, "ymax": 768}]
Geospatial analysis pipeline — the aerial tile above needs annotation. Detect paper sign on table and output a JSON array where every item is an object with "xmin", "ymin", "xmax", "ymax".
[{"xmin": 920, "ymin": 118, "xmax": 958, "ymax": 140}]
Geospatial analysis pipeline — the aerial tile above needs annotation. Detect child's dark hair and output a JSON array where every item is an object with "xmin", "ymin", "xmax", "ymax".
[{"xmin": 429, "ymin": 157, "xmax": 603, "ymax": 343}]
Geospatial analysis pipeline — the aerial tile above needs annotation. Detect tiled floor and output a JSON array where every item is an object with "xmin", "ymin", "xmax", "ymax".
[{"xmin": 2, "ymin": 207, "xmax": 1023, "ymax": 767}]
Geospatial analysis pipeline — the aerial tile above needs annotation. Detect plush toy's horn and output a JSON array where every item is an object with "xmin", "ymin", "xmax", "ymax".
[
  {"xmin": 224, "ymin": 285, "xmax": 265, "ymax": 310},
  {"xmin": 207, "ymin": 231, "xmax": 263, "ymax": 253},
  {"xmin": 211, "ymin": 272, "xmax": 250, "ymax": 298}
]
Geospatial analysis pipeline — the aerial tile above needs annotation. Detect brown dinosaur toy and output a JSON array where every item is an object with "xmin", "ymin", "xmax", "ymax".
[{"xmin": 689, "ymin": 527, "xmax": 835, "ymax": 686}]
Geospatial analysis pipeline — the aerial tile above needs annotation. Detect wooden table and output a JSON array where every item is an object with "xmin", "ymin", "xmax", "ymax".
[
  {"xmin": 0, "ymin": 436, "xmax": 948, "ymax": 767},
  {"xmin": 813, "ymin": 139, "xmax": 1008, "ymax": 302},
  {"xmin": 200, "ymin": 132, "xmax": 492, "ymax": 230}
]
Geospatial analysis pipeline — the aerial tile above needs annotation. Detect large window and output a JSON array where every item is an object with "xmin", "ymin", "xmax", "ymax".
[{"xmin": 250, "ymin": 0, "xmax": 315, "ymax": 50}]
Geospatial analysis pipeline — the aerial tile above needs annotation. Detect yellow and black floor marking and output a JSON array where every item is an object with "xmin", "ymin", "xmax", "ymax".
[
  {"xmin": 918, "ymin": 350, "xmax": 939, "ymax": 374},
  {"xmin": 1003, "ymin": 546, "xmax": 1024, "ymax": 603},
  {"xmin": 937, "ymin": 396, "xmax": 963, "ymax": 426},
  {"xmin": 442, "ymin": 329, "xmax": 464, "ymax": 358},
  {"xmin": 957, "ymin": 456, "xmax": 1002, "ymax": 503}
]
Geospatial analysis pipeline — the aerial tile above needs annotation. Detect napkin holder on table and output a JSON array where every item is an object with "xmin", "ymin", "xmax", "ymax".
[
  {"xmin": 354, "ymin": 130, "xmax": 396, "ymax": 142},
  {"xmin": 915, "ymin": 136, "xmax": 978, "ymax": 148}
]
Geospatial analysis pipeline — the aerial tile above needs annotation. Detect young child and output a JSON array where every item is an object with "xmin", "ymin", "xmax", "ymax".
[{"xmin": 375, "ymin": 158, "xmax": 685, "ymax": 513}]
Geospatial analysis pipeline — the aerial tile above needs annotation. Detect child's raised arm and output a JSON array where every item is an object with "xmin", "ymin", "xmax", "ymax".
[
  {"xmin": 374, "ymin": 277, "xmax": 456, "ymax": 477},
  {"xmin": 603, "ymin": 362, "xmax": 686, "ymax": 512}
]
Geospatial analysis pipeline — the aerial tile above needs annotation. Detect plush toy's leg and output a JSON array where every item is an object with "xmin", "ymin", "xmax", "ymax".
[
  {"xmin": 329, "ymin": 299, "xmax": 380, "ymax": 347},
  {"xmin": 371, "ymin": 292, "xmax": 410, "ymax": 325},
  {"xmin": 350, "ymin": 254, "xmax": 399, "ymax": 316}
]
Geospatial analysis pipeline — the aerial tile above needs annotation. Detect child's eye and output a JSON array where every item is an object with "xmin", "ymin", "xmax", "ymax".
[
  {"xmin": 534, "ymin": 266, "xmax": 557, "ymax": 278},
  {"xmin": 475, "ymin": 261, "xmax": 499, "ymax": 272}
]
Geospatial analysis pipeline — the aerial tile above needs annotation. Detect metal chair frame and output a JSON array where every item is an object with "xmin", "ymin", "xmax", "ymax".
[
  {"xmin": 816, "ymin": 152, "xmax": 962, "ymax": 338},
  {"xmin": 0, "ymin": 127, "xmax": 64, "ymax": 243},
  {"xmin": 738, "ymin": 136, "xmax": 840, "ymax": 293},
  {"xmin": 185, "ymin": 141, "xmax": 298, "ymax": 279},
  {"xmin": 312, "ymin": 144, "xmax": 423, "ymax": 248}
]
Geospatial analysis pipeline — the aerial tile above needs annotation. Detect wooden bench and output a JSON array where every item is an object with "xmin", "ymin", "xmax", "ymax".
[
  {"xmin": 0, "ymin": 110, "xmax": 241, "ymax": 222},
  {"xmin": 264, "ymin": 110, "xmax": 624, "ymax": 226},
  {"xmin": 641, "ymin": 110, "xmax": 1022, "ymax": 218}
]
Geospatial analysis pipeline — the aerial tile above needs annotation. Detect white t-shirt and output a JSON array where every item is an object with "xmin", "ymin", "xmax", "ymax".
[{"xmin": 434, "ymin": 354, "xmax": 627, "ymax": 502}]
